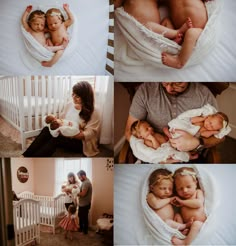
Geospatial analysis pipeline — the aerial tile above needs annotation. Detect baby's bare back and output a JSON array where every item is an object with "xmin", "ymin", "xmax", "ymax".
[
  {"xmin": 124, "ymin": 0, "xmax": 161, "ymax": 24},
  {"xmin": 169, "ymin": 0, "xmax": 208, "ymax": 29}
]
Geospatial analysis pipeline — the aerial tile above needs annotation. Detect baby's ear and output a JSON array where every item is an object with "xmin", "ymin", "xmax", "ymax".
[{"xmin": 150, "ymin": 185, "xmax": 154, "ymax": 191}]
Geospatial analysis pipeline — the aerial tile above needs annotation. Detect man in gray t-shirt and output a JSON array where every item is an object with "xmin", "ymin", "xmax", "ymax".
[
  {"xmin": 77, "ymin": 170, "xmax": 92, "ymax": 234},
  {"xmin": 125, "ymin": 82, "xmax": 223, "ymax": 161}
]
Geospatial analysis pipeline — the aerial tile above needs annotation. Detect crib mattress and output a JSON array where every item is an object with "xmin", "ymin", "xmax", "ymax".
[
  {"xmin": 114, "ymin": 164, "xmax": 236, "ymax": 245},
  {"xmin": 0, "ymin": 0, "xmax": 109, "ymax": 75},
  {"xmin": 115, "ymin": 0, "xmax": 236, "ymax": 82}
]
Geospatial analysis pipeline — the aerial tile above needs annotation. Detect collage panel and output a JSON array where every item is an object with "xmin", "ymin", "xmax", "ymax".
[
  {"xmin": 0, "ymin": 76, "xmax": 114, "ymax": 158},
  {"xmin": 114, "ymin": 0, "xmax": 236, "ymax": 82},
  {"xmin": 114, "ymin": 164, "xmax": 236, "ymax": 245},
  {"xmin": 114, "ymin": 82, "xmax": 236, "ymax": 164},
  {"xmin": 0, "ymin": 0, "xmax": 114, "ymax": 76},
  {"xmin": 0, "ymin": 157, "xmax": 113, "ymax": 246}
]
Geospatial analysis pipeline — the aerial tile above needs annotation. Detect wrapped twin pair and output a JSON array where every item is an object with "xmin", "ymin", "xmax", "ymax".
[{"xmin": 131, "ymin": 104, "xmax": 231, "ymax": 163}]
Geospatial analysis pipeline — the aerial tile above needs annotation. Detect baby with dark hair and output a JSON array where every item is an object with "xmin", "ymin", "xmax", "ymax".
[{"xmin": 44, "ymin": 114, "xmax": 80, "ymax": 138}]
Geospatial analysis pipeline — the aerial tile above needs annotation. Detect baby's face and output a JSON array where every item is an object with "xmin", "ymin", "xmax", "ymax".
[
  {"xmin": 56, "ymin": 119, "xmax": 63, "ymax": 126},
  {"xmin": 31, "ymin": 17, "xmax": 45, "ymax": 32},
  {"xmin": 138, "ymin": 122, "xmax": 154, "ymax": 139},
  {"xmin": 47, "ymin": 15, "xmax": 62, "ymax": 31},
  {"xmin": 175, "ymin": 175, "xmax": 197, "ymax": 199},
  {"xmin": 204, "ymin": 115, "xmax": 223, "ymax": 131},
  {"xmin": 151, "ymin": 179, "xmax": 173, "ymax": 199}
]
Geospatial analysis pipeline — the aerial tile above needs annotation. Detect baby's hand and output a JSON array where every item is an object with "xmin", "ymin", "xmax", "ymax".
[
  {"xmin": 63, "ymin": 3, "xmax": 69, "ymax": 9},
  {"xmin": 26, "ymin": 5, "xmax": 32, "ymax": 12},
  {"xmin": 171, "ymin": 197, "xmax": 182, "ymax": 207}
]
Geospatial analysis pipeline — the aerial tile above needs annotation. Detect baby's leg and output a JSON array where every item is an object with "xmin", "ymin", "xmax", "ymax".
[
  {"xmin": 46, "ymin": 45, "xmax": 65, "ymax": 52},
  {"xmin": 171, "ymin": 221, "xmax": 203, "ymax": 246},
  {"xmin": 162, "ymin": 27, "xmax": 202, "ymax": 69},
  {"xmin": 166, "ymin": 218, "xmax": 192, "ymax": 231},
  {"xmin": 41, "ymin": 50, "xmax": 64, "ymax": 67}
]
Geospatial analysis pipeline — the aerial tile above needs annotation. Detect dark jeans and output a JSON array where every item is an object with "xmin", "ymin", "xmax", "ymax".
[
  {"xmin": 23, "ymin": 127, "xmax": 83, "ymax": 157},
  {"xmin": 78, "ymin": 203, "xmax": 91, "ymax": 234}
]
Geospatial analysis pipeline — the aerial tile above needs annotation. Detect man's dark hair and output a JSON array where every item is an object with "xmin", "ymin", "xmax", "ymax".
[{"xmin": 77, "ymin": 170, "xmax": 86, "ymax": 176}]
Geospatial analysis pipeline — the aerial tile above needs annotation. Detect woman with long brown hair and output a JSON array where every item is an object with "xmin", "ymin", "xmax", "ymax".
[{"xmin": 23, "ymin": 81, "xmax": 100, "ymax": 157}]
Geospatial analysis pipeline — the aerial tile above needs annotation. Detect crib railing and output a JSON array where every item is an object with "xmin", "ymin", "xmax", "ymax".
[
  {"xmin": 18, "ymin": 192, "xmax": 65, "ymax": 234},
  {"xmin": 0, "ymin": 76, "xmax": 73, "ymax": 150},
  {"xmin": 13, "ymin": 198, "xmax": 40, "ymax": 246}
]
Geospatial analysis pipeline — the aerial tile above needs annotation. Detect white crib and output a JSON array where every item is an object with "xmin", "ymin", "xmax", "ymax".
[
  {"xmin": 0, "ymin": 76, "xmax": 72, "ymax": 150},
  {"xmin": 13, "ymin": 198, "xmax": 40, "ymax": 246},
  {"xmin": 18, "ymin": 191, "xmax": 66, "ymax": 234}
]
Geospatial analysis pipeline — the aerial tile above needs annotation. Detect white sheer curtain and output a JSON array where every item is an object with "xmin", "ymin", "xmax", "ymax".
[
  {"xmin": 54, "ymin": 158, "xmax": 92, "ymax": 196},
  {"xmin": 95, "ymin": 76, "xmax": 114, "ymax": 144}
]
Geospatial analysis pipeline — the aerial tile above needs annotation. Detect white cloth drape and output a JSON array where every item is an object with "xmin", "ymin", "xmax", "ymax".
[
  {"xmin": 54, "ymin": 158, "xmax": 92, "ymax": 196},
  {"xmin": 95, "ymin": 76, "xmax": 114, "ymax": 144}
]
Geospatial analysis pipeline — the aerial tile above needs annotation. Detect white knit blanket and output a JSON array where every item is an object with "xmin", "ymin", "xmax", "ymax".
[
  {"xmin": 21, "ymin": 5, "xmax": 78, "ymax": 67},
  {"xmin": 115, "ymin": 0, "xmax": 222, "ymax": 68},
  {"xmin": 141, "ymin": 165, "xmax": 219, "ymax": 244}
]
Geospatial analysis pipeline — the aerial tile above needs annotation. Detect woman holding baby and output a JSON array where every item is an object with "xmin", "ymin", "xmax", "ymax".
[{"xmin": 23, "ymin": 81, "xmax": 100, "ymax": 157}]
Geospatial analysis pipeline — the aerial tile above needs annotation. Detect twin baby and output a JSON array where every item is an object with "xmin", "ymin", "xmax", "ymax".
[
  {"xmin": 147, "ymin": 167, "xmax": 206, "ymax": 245},
  {"xmin": 131, "ymin": 108, "xmax": 229, "ymax": 161},
  {"xmin": 44, "ymin": 114, "xmax": 80, "ymax": 138},
  {"xmin": 21, "ymin": 4, "xmax": 74, "ymax": 67}
]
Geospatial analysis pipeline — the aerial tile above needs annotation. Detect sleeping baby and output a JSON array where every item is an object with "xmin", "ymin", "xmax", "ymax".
[
  {"xmin": 146, "ymin": 168, "xmax": 193, "ymax": 235},
  {"xmin": 44, "ymin": 114, "xmax": 80, "ymax": 138},
  {"xmin": 168, "ymin": 104, "xmax": 231, "ymax": 139}
]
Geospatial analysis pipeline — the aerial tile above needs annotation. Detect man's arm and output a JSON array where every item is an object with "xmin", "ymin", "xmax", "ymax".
[
  {"xmin": 169, "ymin": 129, "xmax": 224, "ymax": 152},
  {"xmin": 63, "ymin": 4, "xmax": 74, "ymax": 27},
  {"xmin": 125, "ymin": 114, "xmax": 139, "ymax": 142},
  {"xmin": 78, "ymin": 187, "xmax": 88, "ymax": 197}
]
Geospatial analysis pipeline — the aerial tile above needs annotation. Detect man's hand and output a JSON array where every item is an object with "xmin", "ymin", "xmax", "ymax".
[{"xmin": 169, "ymin": 129, "xmax": 200, "ymax": 152}]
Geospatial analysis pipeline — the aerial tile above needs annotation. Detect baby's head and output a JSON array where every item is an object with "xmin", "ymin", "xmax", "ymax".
[
  {"xmin": 68, "ymin": 204, "xmax": 77, "ymax": 215},
  {"xmin": 148, "ymin": 169, "xmax": 173, "ymax": 199},
  {"xmin": 131, "ymin": 120, "xmax": 154, "ymax": 139},
  {"xmin": 45, "ymin": 114, "xmax": 57, "ymax": 124},
  {"xmin": 173, "ymin": 167, "xmax": 198, "ymax": 200},
  {"xmin": 28, "ymin": 10, "xmax": 46, "ymax": 32},
  {"xmin": 46, "ymin": 8, "xmax": 65, "ymax": 30},
  {"xmin": 50, "ymin": 119, "xmax": 63, "ymax": 130},
  {"xmin": 204, "ymin": 112, "xmax": 229, "ymax": 131}
]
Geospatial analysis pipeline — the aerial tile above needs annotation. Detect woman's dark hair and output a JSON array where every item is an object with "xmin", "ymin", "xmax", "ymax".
[
  {"xmin": 73, "ymin": 81, "xmax": 94, "ymax": 123},
  {"xmin": 67, "ymin": 172, "xmax": 77, "ymax": 184}
]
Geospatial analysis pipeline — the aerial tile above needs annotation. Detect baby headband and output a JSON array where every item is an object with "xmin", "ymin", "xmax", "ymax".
[
  {"xmin": 179, "ymin": 169, "xmax": 197, "ymax": 181},
  {"xmin": 48, "ymin": 12, "xmax": 61, "ymax": 17},
  {"xmin": 152, "ymin": 174, "xmax": 173, "ymax": 186}
]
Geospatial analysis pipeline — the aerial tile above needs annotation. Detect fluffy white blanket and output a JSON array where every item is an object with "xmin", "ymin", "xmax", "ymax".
[
  {"xmin": 115, "ymin": 0, "xmax": 222, "ymax": 68},
  {"xmin": 130, "ymin": 136, "xmax": 189, "ymax": 163},
  {"xmin": 141, "ymin": 165, "xmax": 219, "ymax": 244},
  {"xmin": 168, "ymin": 104, "xmax": 231, "ymax": 139},
  {"xmin": 21, "ymin": 5, "xmax": 78, "ymax": 68}
]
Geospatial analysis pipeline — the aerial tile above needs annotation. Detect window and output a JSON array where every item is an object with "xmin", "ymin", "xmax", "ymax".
[{"xmin": 54, "ymin": 158, "xmax": 92, "ymax": 196}]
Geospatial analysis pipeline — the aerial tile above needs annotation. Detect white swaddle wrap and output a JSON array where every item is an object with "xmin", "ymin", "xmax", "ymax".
[
  {"xmin": 21, "ymin": 5, "xmax": 78, "ymax": 68},
  {"xmin": 130, "ymin": 136, "xmax": 189, "ymax": 163},
  {"xmin": 115, "ymin": 0, "xmax": 222, "ymax": 68},
  {"xmin": 168, "ymin": 104, "xmax": 231, "ymax": 139},
  {"xmin": 141, "ymin": 165, "xmax": 219, "ymax": 245}
]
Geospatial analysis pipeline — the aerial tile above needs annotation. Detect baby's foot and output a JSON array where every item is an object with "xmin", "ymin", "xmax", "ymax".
[
  {"xmin": 41, "ymin": 61, "xmax": 53, "ymax": 67},
  {"xmin": 171, "ymin": 236, "xmax": 185, "ymax": 246},
  {"xmin": 178, "ymin": 17, "xmax": 193, "ymax": 34},
  {"xmin": 185, "ymin": 217, "xmax": 194, "ymax": 228},
  {"xmin": 161, "ymin": 52, "xmax": 184, "ymax": 69},
  {"xmin": 181, "ymin": 228, "xmax": 189, "ymax": 235},
  {"xmin": 173, "ymin": 32, "xmax": 183, "ymax": 44}
]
